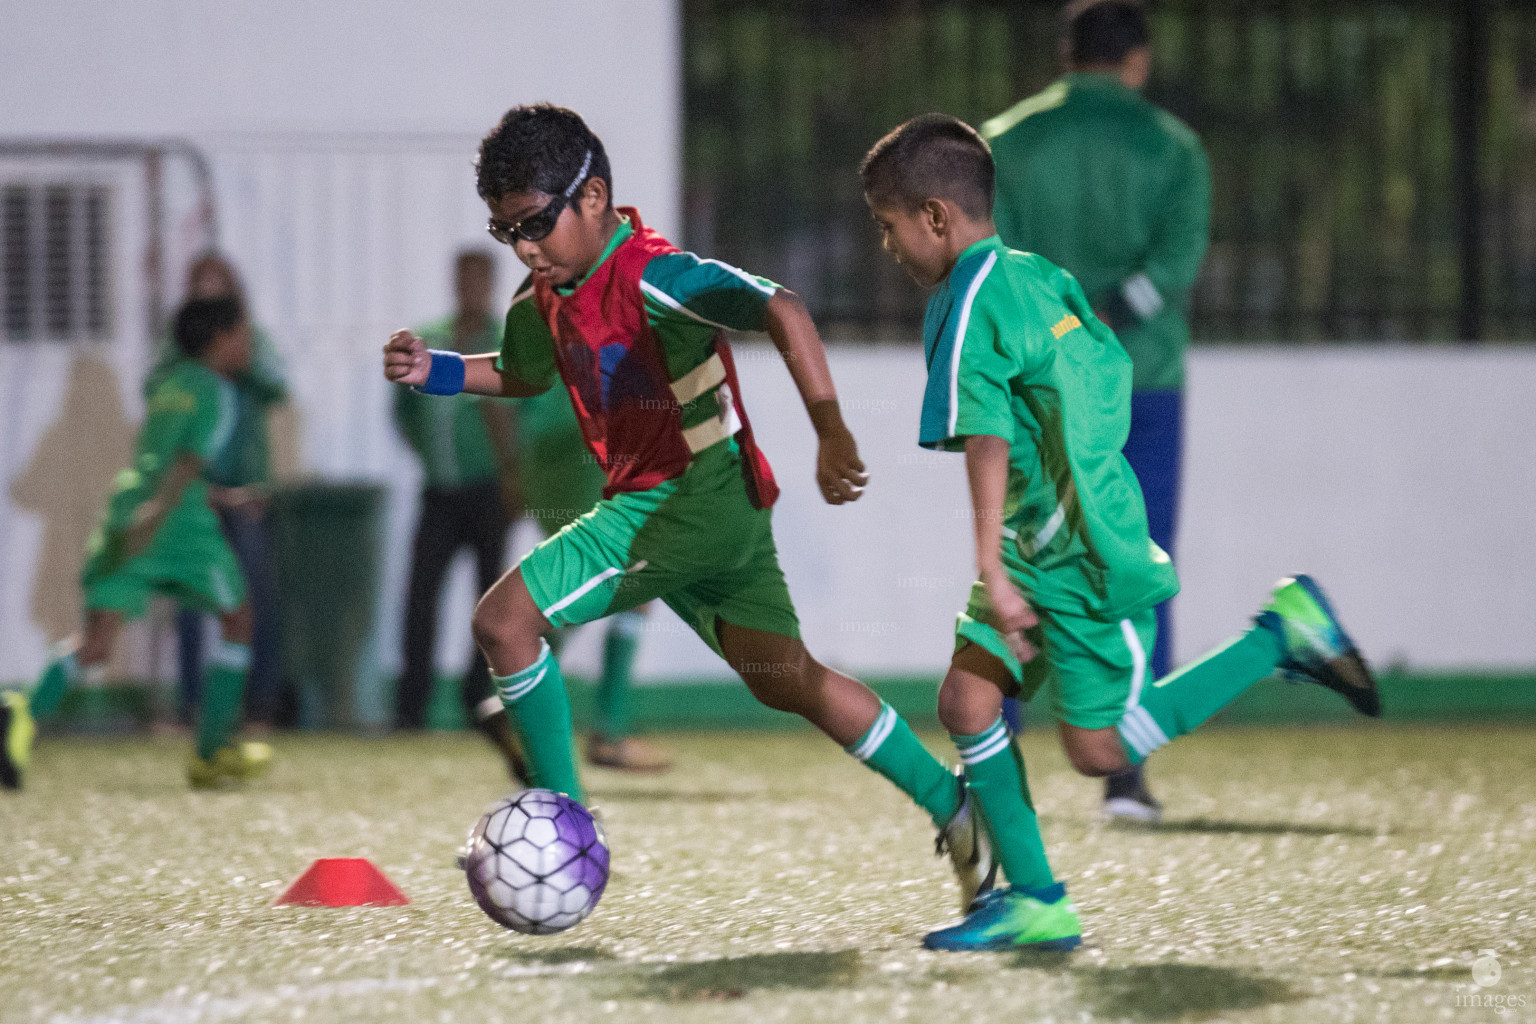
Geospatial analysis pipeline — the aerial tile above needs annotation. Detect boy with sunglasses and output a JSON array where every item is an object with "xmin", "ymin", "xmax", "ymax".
[
  {"xmin": 383, "ymin": 104, "xmax": 996, "ymax": 916},
  {"xmin": 860, "ymin": 113, "xmax": 1380, "ymax": 950}
]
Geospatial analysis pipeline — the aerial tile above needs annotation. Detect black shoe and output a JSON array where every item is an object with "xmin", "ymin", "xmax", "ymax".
[
  {"xmin": 1103, "ymin": 765, "xmax": 1161, "ymax": 825},
  {"xmin": 474, "ymin": 707, "xmax": 530, "ymax": 787}
]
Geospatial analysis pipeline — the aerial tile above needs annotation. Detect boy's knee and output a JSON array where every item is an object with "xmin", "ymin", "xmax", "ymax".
[
  {"xmin": 1060, "ymin": 727, "xmax": 1130, "ymax": 777},
  {"xmin": 935, "ymin": 679, "xmax": 970, "ymax": 735}
]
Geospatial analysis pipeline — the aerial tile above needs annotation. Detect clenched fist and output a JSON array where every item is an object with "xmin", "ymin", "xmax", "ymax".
[{"xmin": 383, "ymin": 330, "xmax": 431, "ymax": 387}]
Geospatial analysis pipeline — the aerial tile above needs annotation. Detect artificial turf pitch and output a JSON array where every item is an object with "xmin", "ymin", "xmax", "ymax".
[{"xmin": 2, "ymin": 725, "xmax": 1531, "ymax": 1024}]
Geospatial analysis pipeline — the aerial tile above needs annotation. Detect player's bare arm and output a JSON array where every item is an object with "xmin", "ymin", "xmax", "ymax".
[
  {"xmin": 121, "ymin": 452, "xmax": 203, "ymax": 563},
  {"xmin": 964, "ymin": 433, "xmax": 1038, "ymax": 663},
  {"xmin": 383, "ymin": 330, "xmax": 547, "ymax": 398},
  {"xmin": 761, "ymin": 289, "xmax": 868, "ymax": 504}
]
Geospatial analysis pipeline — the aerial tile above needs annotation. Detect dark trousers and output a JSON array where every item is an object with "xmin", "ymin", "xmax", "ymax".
[
  {"xmin": 176, "ymin": 502, "xmax": 284, "ymax": 726},
  {"xmin": 396, "ymin": 482, "xmax": 509, "ymax": 729},
  {"xmin": 1001, "ymin": 389, "xmax": 1184, "ymax": 732},
  {"xmin": 1121, "ymin": 389, "xmax": 1184, "ymax": 681}
]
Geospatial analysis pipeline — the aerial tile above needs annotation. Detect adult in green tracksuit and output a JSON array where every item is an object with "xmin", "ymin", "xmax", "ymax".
[
  {"xmin": 394, "ymin": 250, "xmax": 527, "ymax": 781},
  {"xmin": 981, "ymin": 0, "xmax": 1210, "ymax": 823}
]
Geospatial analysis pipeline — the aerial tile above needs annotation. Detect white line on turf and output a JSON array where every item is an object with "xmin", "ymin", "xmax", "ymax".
[{"xmin": 49, "ymin": 976, "xmax": 444, "ymax": 1024}]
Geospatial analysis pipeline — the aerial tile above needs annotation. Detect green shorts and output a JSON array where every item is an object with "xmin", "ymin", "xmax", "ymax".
[
  {"xmin": 80, "ymin": 507, "xmax": 246, "ymax": 618},
  {"xmin": 518, "ymin": 440, "xmax": 800, "ymax": 657},
  {"xmin": 956, "ymin": 577, "xmax": 1156, "ymax": 731}
]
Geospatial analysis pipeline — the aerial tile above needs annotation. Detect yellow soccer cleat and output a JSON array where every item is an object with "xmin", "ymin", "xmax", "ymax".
[
  {"xmin": 2, "ymin": 690, "xmax": 37, "ymax": 791},
  {"xmin": 187, "ymin": 741, "xmax": 274, "ymax": 790}
]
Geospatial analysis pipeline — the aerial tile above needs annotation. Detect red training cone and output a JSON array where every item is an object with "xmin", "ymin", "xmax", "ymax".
[{"xmin": 273, "ymin": 858, "xmax": 410, "ymax": 907}]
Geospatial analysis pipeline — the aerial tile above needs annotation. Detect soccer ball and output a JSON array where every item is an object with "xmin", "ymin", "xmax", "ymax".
[{"xmin": 463, "ymin": 789, "xmax": 610, "ymax": 934}]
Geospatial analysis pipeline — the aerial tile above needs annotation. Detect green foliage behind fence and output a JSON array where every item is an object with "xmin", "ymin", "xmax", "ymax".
[{"xmin": 684, "ymin": 0, "xmax": 1536, "ymax": 341}]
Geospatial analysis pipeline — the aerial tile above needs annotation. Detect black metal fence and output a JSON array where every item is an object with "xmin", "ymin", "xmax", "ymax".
[{"xmin": 683, "ymin": 0, "xmax": 1536, "ymax": 342}]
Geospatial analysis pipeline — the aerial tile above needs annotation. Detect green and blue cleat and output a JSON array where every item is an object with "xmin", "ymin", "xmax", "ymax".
[
  {"xmin": 923, "ymin": 882, "xmax": 1081, "ymax": 952},
  {"xmin": 1257, "ymin": 575, "xmax": 1381, "ymax": 717},
  {"xmin": 1, "ymin": 690, "xmax": 36, "ymax": 791}
]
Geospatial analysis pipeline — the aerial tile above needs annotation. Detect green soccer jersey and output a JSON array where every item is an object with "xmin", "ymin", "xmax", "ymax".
[
  {"xmin": 106, "ymin": 358, "xmax": 238, "ymax": 531},
  {"xmin": 496, "ymin": 214, "xmax": 779, "ymax": 436},
  {"xmin": 982, "ymin": 73, "xmax": 1211, "ymax": 392},
  {"xmin": 394, "ymin": 313, "xmax": 513, "ymax": 488},
  {"xmin": 146, "ymin": 325, "xmax": 287, "ymax": 487},
  {"xmin": 919, "ymin": 235, "xmax": 1179, "ymax": 621}
]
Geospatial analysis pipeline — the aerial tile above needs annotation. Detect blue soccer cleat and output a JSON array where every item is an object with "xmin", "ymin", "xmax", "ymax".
[
  {"xmin": 923, "ymin": 882, "xmax": 1082, "ymax": 952},
  {"xmin": 1256, "ymin": 575, "xmax": 1380, "ymax": 717}
]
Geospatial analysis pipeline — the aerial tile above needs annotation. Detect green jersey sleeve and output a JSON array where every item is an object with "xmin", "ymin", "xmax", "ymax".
[
  {"xmin": 495, "ymin": 275, "xmax": 557, "ymax": 394},
  {"xmin": 107, "ymin": 363, "xmax": 232, "ymax": 523},
  {"xmin": 919, "ymin": 247, "xmax": 1026, "ymax": 450},
  {"xmin": 640, "ymin": 251, "xmax": 779, "ymax": 334}
]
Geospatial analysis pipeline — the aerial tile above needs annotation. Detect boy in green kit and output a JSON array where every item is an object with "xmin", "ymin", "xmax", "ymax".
[
  {"xmin": 514, "ymin": 382, "xmax": 671, "ymax": 773},
  {"xmin": 860, "ymin": 114, "xmax": 1381, "ymax": 950},
  {"xmin": 1, "ymin": 297, "xmax": 272, "ymax": 791}
]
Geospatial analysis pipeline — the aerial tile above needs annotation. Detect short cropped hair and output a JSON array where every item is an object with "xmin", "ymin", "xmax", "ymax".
[
  {"xmin": 476, "ymin": 103, "xmax": 613, "ymax": 205},
  {"xmin": 859, "ymin": 114, "xmax": 994, "ymax": 220},
  {"xmin": 173, "ymin": 296, "xmax": 243, "ymax": 359},
  {"xmin": 1064, "ymin": 0, "xmax": 1149, "ymax": 66}
]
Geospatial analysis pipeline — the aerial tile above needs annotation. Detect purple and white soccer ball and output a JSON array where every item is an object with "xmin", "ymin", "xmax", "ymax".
[{"xmin": 464, "ymin": 788, "xmax": 610, "ymax": 935}]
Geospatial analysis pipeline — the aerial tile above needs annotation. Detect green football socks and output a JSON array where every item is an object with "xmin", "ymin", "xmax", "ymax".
[
  {"xmin": 30, "ymin": 650, "xmax": 81, "ymax": 720},
  {"xmin": 845, "ymin": 701, "xmax": 960, "ymax": 828},
  {"xmin": 594, "ymin": 611, "xmax": 643, "ymax": 740},
  {"xmin": 196, "ymin": 641, "xmax": 250, "ymax": 761},
  {"xmin": 494, "ymin": 639, "xmax": 584, "ymax": 803},
  {"xmin": 1117, "ymin": 623, "xmax": 1284, "ymax": 763},
  {"xmin": 954, "ymin": 717, "xmax": 1055, "ymax": 891}
]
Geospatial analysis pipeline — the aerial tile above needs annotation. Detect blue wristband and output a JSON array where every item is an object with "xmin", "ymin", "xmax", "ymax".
[{"xmin": 416, "ymin": 349, "xmax": 466, "ymax": 396}]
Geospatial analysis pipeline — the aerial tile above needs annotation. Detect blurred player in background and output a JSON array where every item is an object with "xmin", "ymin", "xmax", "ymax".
[
  {"xmin": 862, "ymin": 113, "xmax": 1376, "ymax": 950},
  {"xmin": 150, "ymin": 254, "xmax": 289, "ymax": 736},
  {"xmin": 386, "ymin": 104, "xmax": 994, "ymax": 912},
  {"xmin": 515, "ymin": 383, "xmax": 671, "ymax": 773},
  {"xmin": 2, "ymin": 298, "xmax": 273, "ymax": 790},
  {"xmin": 981, "ymin": 0, "xmax": 1210, "ymax": 824},
  {"xmin": 393, "ymin": 249, "xmax": 527, "ymax": 782}
]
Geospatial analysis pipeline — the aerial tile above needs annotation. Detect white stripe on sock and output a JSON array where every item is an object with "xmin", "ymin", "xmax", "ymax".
[
  {"xmin": 494, "ymin": 640, "xmax": 552, "ymax": 704},
  {"xmin": 959, "ymin": 728, "xmax": 1012, "ymax": 765},
  {"xmin": 1129, "ymin": 705, "xmax": 1171, "ymax": 749},
  {"xmin": 954, "ymin": 721, "xmax": 1007, "ymax": 760},
  {"xmin": 1117, "ymin": 715, "xmax": 1156, "ymax": 758},
  {"xmin": 849, "ymin": 703, "xmax": 897, "ymax": 762}
]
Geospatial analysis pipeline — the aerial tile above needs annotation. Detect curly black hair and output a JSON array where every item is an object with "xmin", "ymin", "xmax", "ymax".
[
  {"xmin": 173, "ymin": 296, "xmax": 244, "ymax": 358},
  {"xmin": 476, "ymin": 103, "xmax": 613, "ymax": 205},
  {"xmin": 859, "ymin": 113, "xmax": 994, "ymax": 220}
]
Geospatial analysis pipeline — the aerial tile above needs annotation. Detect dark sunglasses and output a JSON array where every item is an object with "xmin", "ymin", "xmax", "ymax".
[{"xmin": 487, "ymin": 150, "xmax": 593, "ymax": 245}]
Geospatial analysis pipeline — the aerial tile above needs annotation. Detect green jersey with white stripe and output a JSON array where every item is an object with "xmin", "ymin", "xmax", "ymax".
[
  {"xmin": 104, "ymin": 358, "xmax": 236, "ymax": 530},
  {"xmin": 918, "ymin": 235, "xmax": 1179, "ymax": 621}
]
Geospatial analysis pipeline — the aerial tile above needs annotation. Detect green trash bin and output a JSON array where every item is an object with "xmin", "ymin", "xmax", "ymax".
[{"xmin": 269, "ymin": 482, "xmax": 386, "ymax": 730}]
